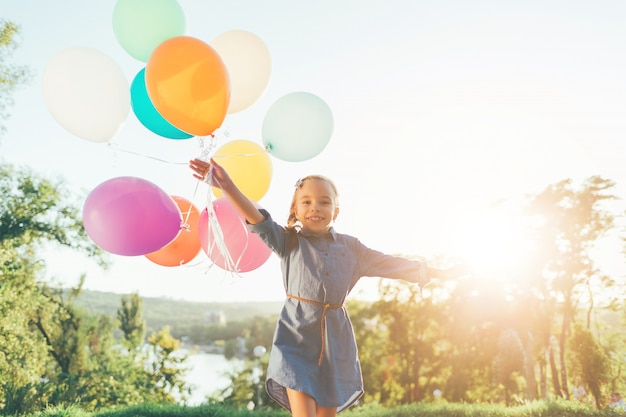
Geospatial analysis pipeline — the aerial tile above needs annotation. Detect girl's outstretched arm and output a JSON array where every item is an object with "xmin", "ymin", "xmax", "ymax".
[
  {"xmin": 427, "ymin": 262, "xmax": 473, "ymax": 281},
  {"xmin": 189, "ymin": 158, "xmax": 266, "ymax": 225}
]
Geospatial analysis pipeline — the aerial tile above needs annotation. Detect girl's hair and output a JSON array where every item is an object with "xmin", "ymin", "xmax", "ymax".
[{"xmin": 285, "ymin": 175, "xmax": 339, "ymax": 232}]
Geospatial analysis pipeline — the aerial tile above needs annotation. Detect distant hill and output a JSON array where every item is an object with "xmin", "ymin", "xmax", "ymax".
[{"xmin": 73, "ymin": 289, "xmax": 283, "ymax": 334}]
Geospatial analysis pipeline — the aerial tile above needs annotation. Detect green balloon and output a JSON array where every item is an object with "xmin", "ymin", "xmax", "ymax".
[
  {"xmin": 262, "ymin": 92, "xmax": 334, "ymax": 162},
  {"xmin": 113, "ymin": 0, "xmax": 186, "ymax": 62}
]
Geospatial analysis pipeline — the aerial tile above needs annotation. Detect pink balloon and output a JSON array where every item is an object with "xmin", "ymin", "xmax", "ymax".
[
  {"xmin": 83, "ymin": 177, "xmax": 182, "ymax": 256},
  {"xmin": 198, "ymin": 198, "xmax": 271, "ymax": 272}
]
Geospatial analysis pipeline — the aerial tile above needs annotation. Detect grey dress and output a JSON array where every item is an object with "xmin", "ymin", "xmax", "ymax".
[{"xmin": 249, "ymin": 210, "xmax": 429, "ymax": 413}]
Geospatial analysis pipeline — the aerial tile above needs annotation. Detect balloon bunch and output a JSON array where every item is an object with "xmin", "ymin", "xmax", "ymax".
[{"xmin": 42, "ymin": 0, "xmax": 334, "ymax": 273}]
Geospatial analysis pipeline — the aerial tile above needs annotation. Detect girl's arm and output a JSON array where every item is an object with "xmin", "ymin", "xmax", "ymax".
[
  {"xmin": 427, "ymin": 262, "xmax": 473, "ymax": 281},
  {"xmin": 189, "ymin": 158, "xmax": 266, "ymax": 225}
]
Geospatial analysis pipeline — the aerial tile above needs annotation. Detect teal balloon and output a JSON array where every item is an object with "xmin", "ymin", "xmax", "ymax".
[
  {"xmin": 130, "ymin": 68, "xmax": 193, "ymax": 139},
  {"xmin": 262, "ymin": 92, "xmax": 333, "ymax": 162},
  {"xmin": 113, "ymin": 0, "xmax": 186, "ymax": 62}
]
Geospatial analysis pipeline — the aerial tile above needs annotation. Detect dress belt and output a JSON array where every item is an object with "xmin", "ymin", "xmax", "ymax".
[{"xmin": 287, "ymin": 293, "xmax": 343, "ymax": 366}]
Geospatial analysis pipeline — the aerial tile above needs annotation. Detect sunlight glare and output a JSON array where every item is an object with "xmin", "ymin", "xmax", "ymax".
[{"xmin": 451, "ymin": 207, "xmax": 527, "ymax": 275}]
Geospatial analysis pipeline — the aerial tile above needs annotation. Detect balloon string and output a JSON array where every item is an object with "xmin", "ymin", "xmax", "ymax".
[
  {"xmin": 107, "ymin": 144, "xmax": 265, "ymax": 165},
  {"xmin": 203, "ymin": 170, "xmax": 252, "ymax": 276},
  {"xmin": 180, "ymin": 202, "xmax": 192, "ymax": 232},
  {"xmin": 106, "ymin": 138, "xmax": 269, "ymax": 168},
  {"xmin": 198, "ymin": 136, "xmax": 238, "ymax": 272}
]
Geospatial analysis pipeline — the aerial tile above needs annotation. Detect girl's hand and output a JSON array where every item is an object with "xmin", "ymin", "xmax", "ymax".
[
  {"xmin": 189, "ymin": 158, "xmax": 211, "ymax": 181},
  {"xmin": 189, "ymin": 158, "xmax": 233, "ymax": 190},
  {"xmin": 428, "ymin": 260, "xmax": 474, "ymax": 281},
  {"xmin": 445, "ymin": 260, "xmax": 474, "ymax": 279},
  {"xmin": 190, "ymin": 157, "xmax": 264, "ymax": 224}
]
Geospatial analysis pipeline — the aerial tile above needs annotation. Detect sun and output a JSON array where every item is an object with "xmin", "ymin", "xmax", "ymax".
[{"xmin": 450, "ymin": 205, "xmax": 529, "ymax": 276}]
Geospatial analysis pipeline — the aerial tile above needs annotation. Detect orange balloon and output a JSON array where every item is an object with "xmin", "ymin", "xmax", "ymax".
[
  {"xmin": 145, "ymin": 36, "xmax": 230, "ymax": 136},
  {"xmin": 145, "ymin": 196, "xmax": 202, "ymax": 266}
]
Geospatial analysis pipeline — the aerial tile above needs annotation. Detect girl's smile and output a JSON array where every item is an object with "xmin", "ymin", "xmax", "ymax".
[{"xmin": 294, "ymin": 179, "xmax": 339, "ymax": 234}]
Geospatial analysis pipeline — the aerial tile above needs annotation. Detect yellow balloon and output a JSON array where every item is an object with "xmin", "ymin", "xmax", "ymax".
[{"xmin": 212, "ymin": 139, "xmax": 272, "ymax": 201}]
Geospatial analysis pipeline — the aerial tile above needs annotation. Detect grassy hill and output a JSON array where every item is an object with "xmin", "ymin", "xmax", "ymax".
[{"xmin": 73, "ymin": 289, "xmax": 282, "ymax": 335}]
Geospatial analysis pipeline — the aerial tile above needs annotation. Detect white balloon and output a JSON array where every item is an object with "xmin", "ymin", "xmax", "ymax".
[
  {"xmin": 211, "ymin": 30, "xmax": 272, "ymax": 114},
  {"xmin": 42, "ymin": 47, "xmax": 130, "ymax": 143},
  {"xmin": 253, "ymin": 345, "xmax": 267, "ymax": 358}
]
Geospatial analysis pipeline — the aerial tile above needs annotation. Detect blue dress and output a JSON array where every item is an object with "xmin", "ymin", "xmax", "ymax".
[{"xmin": 249, "ymin": 210, "xmax": 429, "ymax": 413}]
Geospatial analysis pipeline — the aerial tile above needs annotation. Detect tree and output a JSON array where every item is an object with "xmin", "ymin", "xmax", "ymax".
[
  {"xmin": 347, "ymin": 176, "xmax": 626, "ymax": 407},
  {"xmin": 355, "ymin": 275, "xmax": 453, "ymax": 406},
  {"xmin": 568, "ymin": 323, "xmax": 610, "ymax": 408},
  {"xmin": 495, "ymin": 328, "xmax": 526, "ymax": 405},
  {"xmin": 445, "ymin": 278, "xmax": 513, "ymax": 402},
  {"xmin": 523, "ymin": 176, "xmax": 620, "ymax": 400},
  {"xmin": 0, "ymin": 163, "xmax": 106, "ymax": 262},
  {"xmin": 0, "ymin": 162, "xmax": 107, "ymax": 413},
  {"xmin": 118, "ymin": 292, "xmax": 146, "ymax": 349},
  {"xmin": 146, "ymin": 326, "xmax": 192, "ymax": 403},
  {"xmin": 0, "ymin": 161, "xmax": 197, "ymax": 413},
  {"xmin": 0, "ymin": 20, "xmax": 31, "ymax": 141}
]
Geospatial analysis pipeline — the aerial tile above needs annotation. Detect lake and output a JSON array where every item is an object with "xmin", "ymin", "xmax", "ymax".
[{"xmin": 183, "ymin": 351, "xmax": 245, "ymax": 405}]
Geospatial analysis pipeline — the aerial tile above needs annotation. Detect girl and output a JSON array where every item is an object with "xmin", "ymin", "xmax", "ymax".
[{"xmin": 189, "ymin": 158, "xmax": 464, "ymax": 417}]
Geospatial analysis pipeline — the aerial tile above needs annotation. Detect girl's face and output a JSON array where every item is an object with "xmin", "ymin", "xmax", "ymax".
[{"xmin": 294, "ymin": 179, "xmax": 339, "ymax": 234}]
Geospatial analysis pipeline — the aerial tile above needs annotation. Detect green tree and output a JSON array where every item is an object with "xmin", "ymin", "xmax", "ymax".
[
  {"xmin": 146, "ymin": 326, "xmax": 192, "ymax": 403},
  {"xmin": 0, "ymin": 162, "xmax": 193, "ymax": 412},
  {"xmin": 0, "ymin": 162, "xmax": 106, "ymax": 413},
  {"xmin": 0, "ymin": 163, "xmax": 105, "ymax": 262},
  {"xmin": 349, "ymin": 298, "xmax": 395, "ymax": 405},
  {"xmin": 360, "ymin": 275, "xmax": 452, "ymax": 406},
  {"xmin": 118, "ymin": 292, "xmax": 146, "ymax": 349},
  {"xmin": 568, "ymin": 323, "xmax": 611, "ymax": 408},
  {"xmin": 445, "ymin": 278, "xmax": 511, "ymax": 403},
  {"xmin": 495, "ymin": 328, "xmax": 526, "ymax": 405},
  {"xmin": 0, "ymin": 19, "xmax": 31, "ymax": 141},
  {"xmin": 523, "ymin": 176, "xmax": 620, "ymax": 400}
]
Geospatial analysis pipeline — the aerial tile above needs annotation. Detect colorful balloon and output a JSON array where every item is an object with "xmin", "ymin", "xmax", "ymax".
[
  {"xmin": 210, "ymin": 30, "xmax": 272, "ymax": 114},
  {"xmin": 262, "ymin": 92, "xmax": 333, "ymax": 162},
  {"xmin": 112, "ymin": 0, "xmax": 186, "ymax": 62},
  {"xmin": 130, "ymin": 68, "xmax": 193, "ymax": 139},
  {"xmin": 42, "ymin": 47, "xmax": 129, "ymax": 143},
  {"xmin": 198, "ymin": 198, "xmax": 271, "ymax": 273},
  {"xmin": 83, "ymin": 177, "xmax": 182, "ymax": 256},
  {"xmin": 212, "ymin": 139, "xmax": 272, "ymax": 202},
  {"xmin": 145, "ymin": 36, "xmax": 230, "ymax": 136}
]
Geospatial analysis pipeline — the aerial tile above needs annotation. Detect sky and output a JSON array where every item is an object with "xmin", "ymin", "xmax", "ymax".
[{"xmin": 3, "ymin": 0, "xmax": 626, "ymax": 302}]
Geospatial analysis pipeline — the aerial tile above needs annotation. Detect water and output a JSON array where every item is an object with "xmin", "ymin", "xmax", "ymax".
[{"xmin": 183, "ymin": 351, "xmax": 244, "ymax": 405}]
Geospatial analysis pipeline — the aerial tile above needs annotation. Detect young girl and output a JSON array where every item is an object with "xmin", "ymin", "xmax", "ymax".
[{"xmin": 189, "ymin": 158, "xmax": 464, "ymax": 417}]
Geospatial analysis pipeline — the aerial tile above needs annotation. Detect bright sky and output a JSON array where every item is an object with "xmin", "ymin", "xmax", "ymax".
[{"xmin": 3, "ymin": 0, "xmax": 626, "ymax": 302}]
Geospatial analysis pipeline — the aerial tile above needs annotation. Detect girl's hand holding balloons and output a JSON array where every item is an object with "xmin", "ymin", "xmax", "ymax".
[{"xmin": 189, "ymin": 158, "xmax": 233, "ymax": 191}]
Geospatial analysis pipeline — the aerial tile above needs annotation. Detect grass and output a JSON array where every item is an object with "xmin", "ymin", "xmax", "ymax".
[{"xmin": 18, "ymin": 400, "xmax": 625, "ymax": 417}]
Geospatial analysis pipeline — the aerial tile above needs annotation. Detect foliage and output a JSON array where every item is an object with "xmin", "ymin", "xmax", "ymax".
[
  {"xmin": 118, "ymin": 293, "xmax": 146, "ymax": 349},
  {"xmin": 0, "ymin": 161, "xmax": 108, "ymax": 414},
  {"xmin": 345, "ymin": 176, "xmax": 626, "ymax": 409},
  {"xmin": 209, "ymin": 326, "xmax": 277, "ymax": 410},
  {"xmin": 0, "ymin": 20, "xmax": 31, "ymax": 141},
  {"xmin": 70, "ymin": 289, "xmax": 282, "ymax": 344},
  {"xmin": 568, "ymin": 323, "xmax": 611, "ymax": 408},
  {"xmin": 0, "ymin": 163, "xmax": 106, "ymax": 263},
  {"xmin": 145, "ymin": 326, "xmax": 192, "ymax": 403},
  {"xmin": 521, "ymin": 177, "xmax": 620, "ymax": 401},
  {"xmin": 0, "ymin": 160, "xmax": 196, "ymax": 414},
  {"xmin": 11, "ymin": 400, "xmax": 626, "ymax": 417}
]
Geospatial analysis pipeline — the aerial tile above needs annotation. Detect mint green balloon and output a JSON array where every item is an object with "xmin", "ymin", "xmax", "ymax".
[
  {"xmin": 113, "ymin": 0, "xmax": 186, "ymax": 62},
  {"xmin": 262, "ymin": 92, "xmax": 334, "ymax": 162}
]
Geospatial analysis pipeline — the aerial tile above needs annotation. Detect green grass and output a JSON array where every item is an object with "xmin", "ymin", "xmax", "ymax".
[{"xmin": 19, "ymin": 401, "xmax": 624, "ymax": 417}]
